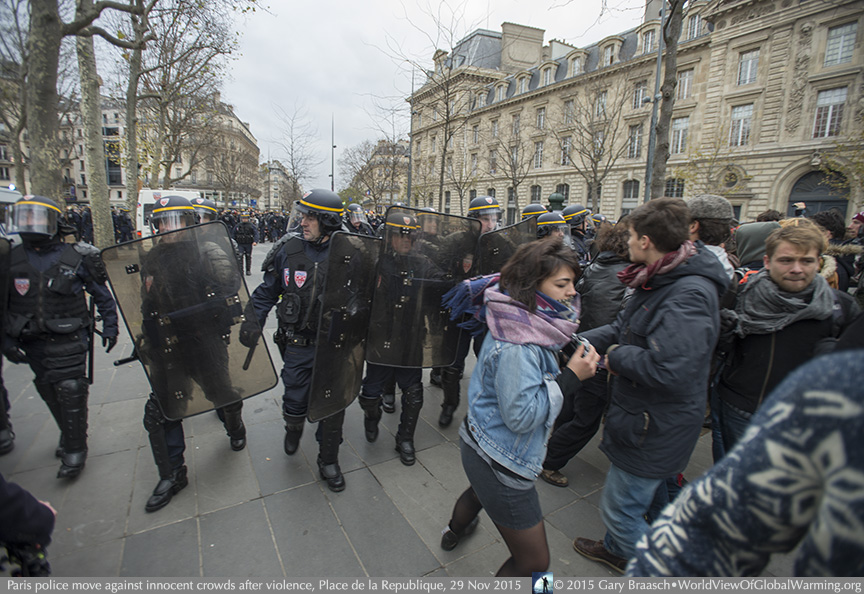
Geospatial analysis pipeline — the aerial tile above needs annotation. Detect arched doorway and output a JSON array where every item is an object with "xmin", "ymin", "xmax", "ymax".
[{"xmin": 787, "ymin": 171, "xmax": 849, "ymax": 217}]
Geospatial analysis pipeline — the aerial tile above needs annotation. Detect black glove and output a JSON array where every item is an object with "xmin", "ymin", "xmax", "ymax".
[
  {"xmin": 103, "ymin": 335, "xmax": 118, "ymax": 353},
  {"xmin": 4, "ymin": 346, "xmax": 27, "ymax": 364},
  {"xmin": 239, "ymin": 324, "xmax": 262, "ymax": 348}
]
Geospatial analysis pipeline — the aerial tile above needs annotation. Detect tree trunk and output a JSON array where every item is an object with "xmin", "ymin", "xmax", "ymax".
[
  {"xmin": 76, "ymin": 1, "xmax": 112, "ymax": 247},
  {"xmin": 124, "ymin": 45, "xmax": 143, "ymax": 214},
  {"xmin": 650, "ymin": 0, "xmax": 684, "ymax": 200},
  {"xmin": 26, "ymin": 0, "xmax": 63, "ymax": 199}
]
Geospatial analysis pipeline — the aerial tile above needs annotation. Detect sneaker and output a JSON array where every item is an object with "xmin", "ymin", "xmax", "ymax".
[
  {"xmin": 572, "ymin": 537, "xmax": 627, "ymax": 574},
  {"xmin": 440, "ymin": 516, "xmax": 479, "ymax": 551},
  {"xmin": 540, "ymin": 468, "xmax": 569, "ymax": 487}
]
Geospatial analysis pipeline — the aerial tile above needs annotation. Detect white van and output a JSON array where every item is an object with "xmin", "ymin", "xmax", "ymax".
[
  {"xmin": 136, "ymin": 189, "xmax": 202, "ymax": 238},
  {"xmin": 0, "ymin": 186, "xmax": 23, "ymax": 243}
]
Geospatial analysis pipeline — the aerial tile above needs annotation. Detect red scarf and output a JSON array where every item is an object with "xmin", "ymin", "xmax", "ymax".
[{"xmin": 617, "ymin": 241, "xmax": 697, "ymax": 289}]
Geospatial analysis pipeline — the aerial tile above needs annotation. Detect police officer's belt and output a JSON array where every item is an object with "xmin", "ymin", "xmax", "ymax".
[{"xmin": 287, "ymin": 335, "xmax": 315, "ymax": 346}]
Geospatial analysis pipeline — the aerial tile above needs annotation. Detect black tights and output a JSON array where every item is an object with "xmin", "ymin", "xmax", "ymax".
[{"xmin": 448, "ymin": 487, "xmax": 550, "ymax": 577}]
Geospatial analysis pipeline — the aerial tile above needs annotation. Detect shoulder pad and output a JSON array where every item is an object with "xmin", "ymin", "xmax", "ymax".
[
  {"xmin": 72, "ymin": 241, "xmax": 100, "ymax": 257},
  {"xmin": 75, "ymin": 242, "xmax": 108, "ymax": 283},
  {"xmin": 262, "ymin": 233, "xmax": 301, "ymax": 273}
]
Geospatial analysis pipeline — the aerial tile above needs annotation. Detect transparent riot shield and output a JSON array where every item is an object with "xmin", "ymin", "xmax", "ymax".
[
  {"xmin": 101, "ymin": 222, "xmax": 278, "ymax": 421},
  {"xmin": 365, "ymin": 206, "xmax": 480, "ymax": 369},
  {"xmin": 477, "ymin": 218, "xmax": 538, "ymax": 275},
  {"xmin": 307, "ymin": 232, "xmax": 381, "ymax": 422}
]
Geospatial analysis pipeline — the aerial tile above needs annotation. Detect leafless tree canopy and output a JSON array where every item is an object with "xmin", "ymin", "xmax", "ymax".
[{"xmin": 273, "ymin": 102, "xmax": 322, "ymax": 205}]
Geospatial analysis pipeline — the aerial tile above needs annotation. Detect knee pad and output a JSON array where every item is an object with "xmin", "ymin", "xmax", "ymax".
[
  {"xmin": 143, "ymin": 398, "xmax": 168, "ymax": 433},
  {"xmin": 55, "ymin": 378, "xmax": 88, "ymax": 404},
  {"xmin": 403, "ymin": 384, "xmax": 423, "ymax": 408}
]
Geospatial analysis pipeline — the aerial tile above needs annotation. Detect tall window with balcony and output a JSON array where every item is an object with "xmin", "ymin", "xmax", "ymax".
[
  {"xmin": 472, "ymin": 125, "xmax": 479, "ymax": 144},
  {"xmin": 564, "ymin": 99, "xmax": 575, "ymax": 125},
  {"xmin": 825, "ymin": 23, "xmax": 857, "ymax": 66},
  {"xmin": 633, "ymin": 80, "xmax": 647, "ymax": 109},
  {"xmin": 512, "ymin": 114, "xmax": 520, "ymax": 136},
  {"xmin": 729, "ymin": 104, "xmax": 753, "ymax": 147},
  {"xmin": 737, "ymin": 49, "xmax": 759, "ymax": 85},
  {"xmin": 534, "ymin": 141, "xmax": 544, "ymax": 169},
  {"xmin": 671, "ymin": 117, "xmax": 689, "ymax": 154},
  {"xmin": 561, "ymin": 136, "xmax": 571, "ymax": 166},
  {"xmin": 536, "ymin": 107, "xmax": 546, "ymax": 130},
  {"xmin": 596, "ymin": 90, "xmax": 607, "ymax": 118},
  {"xmin": 491, "ymin": 120, "xmax": 499, "ymax": 138},
  {"xmin": 628, "ymin": 124, "xmax": 643, "ymax": 159},
  {"xmin": 470, "ymin": 153, "xmax": 478, "ymax": 176},
  {"xmin": 677, "ymin": 69, "xmax": 694, "ymax": 100},
  {"xmin": 813, "ymin": 87, "xmax": 847, "ymax": 138},
  {"xmin": 489, "ymin": 149, "xmax": 498, "ymax": 174},
  {"xmin": 622, "ymin": 180, "xmax": 640, "ymax": 215}
]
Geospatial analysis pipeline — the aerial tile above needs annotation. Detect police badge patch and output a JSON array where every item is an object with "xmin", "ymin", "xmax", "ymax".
[
  {"xmin": 283, "ymin": 267, "xmax": 291, "ymax": 286},
  {"xmin": 294, "ymin": 270, "xmax": 307, "ymax": 288},
  {"xmin": 14, "ymin": 278, "xmax": 30, "ymax": 296}
]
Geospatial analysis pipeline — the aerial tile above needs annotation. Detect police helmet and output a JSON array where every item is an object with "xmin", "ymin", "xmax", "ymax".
[
  {"xmin": 294, "ymin": 189, "xmax": 344, "ymax": 233},
  {"xmin": 521, "ymin": 203, "xmax": 547, "ymax": 220},
  {"xmin": 385, "ymin": 211, "xmax": 419, "ymax": 235},
  {"xmin": 8, "ymin": 195, "xmax": 62, "ymax": 239},
  {"xmin": 562, "ymin": 204, "xmax": 590, "ymax": 227},
  {"xmin": 150, "ymin": 195, "xmax": 196, "ymax": 234},
  {"xmin": 467, "ymin": 195, "xmax": 501, "ymax": 218},
  {"xmin": 590, "ymin": 213, "xmax": 608, "ymax": 227},
  {"xmin": 536, "ymin": 212, "xmax": 571, "ymax": 240},
  {"xmin": 346, "ymin": 202, "xmax": 368, "ymax": 225},
  {"xmin": 191, "ymin": 198, "xmax": 219, "ymax": 222}
]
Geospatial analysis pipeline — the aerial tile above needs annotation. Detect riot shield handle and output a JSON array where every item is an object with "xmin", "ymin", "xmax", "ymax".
[
  {"xmin": 242, "ymin": 342, "xmax": 257, "ymax": 371},
  {"xmin": 113, "ymin": 349, "xmax": 139, "ymax": 366}
]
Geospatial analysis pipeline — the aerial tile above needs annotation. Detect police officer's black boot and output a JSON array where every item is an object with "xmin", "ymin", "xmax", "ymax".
[
  {"xmin": 382, "ymin": 377, "xmax": 396, "ymax": 414},
  {"xmin": 430, "ymin": 367, "xmax": 443, "ymax": 388},
  {"xmin": 144, "ymin": 399, "xmax": 188, "ymax": 512},
  {"xmin": 283, "ymin": 414, "xmax": 305, "ymax": 456},
  {"xmin": 0, "ymin": 385, "xmax": 14, "ymax": 456},
  {"xmin": 217, "ymin": 401, "xmax": 246, "ymax": 451},
  {"xmin": 317, "ymin": 410, "xmax": 346, "ymax": 492},
  {"xmin": 55, "ymin": 379, "xmax": 88, "ymax": 479},
  {"xmin": 395, "ymin": 384, "xmax": 423, "ymax": 466},
  {"xmin": 359, "ymin": 396, "xmax": 382, "ymax": 442},
  {"xmin": 34, "ymin": 380, "xmax": 65, "ymax": 457},
  {"xmin": 438, "ymin": 367, "xmax": 461, "ymax": 428}
]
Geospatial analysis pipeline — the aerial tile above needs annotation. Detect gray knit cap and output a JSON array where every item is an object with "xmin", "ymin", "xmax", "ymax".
[{"xmin": 686, "ymin": 194, "xmax": 734, "ymax": 221}]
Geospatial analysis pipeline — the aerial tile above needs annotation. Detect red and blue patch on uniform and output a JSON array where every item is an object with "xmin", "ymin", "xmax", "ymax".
[
  {"xmin": 283, "ymin": 267, "xmax": 291, "ymax": 287},
  {"xmin": 14, "ymin": 278, "xmax": 29, "ymax": 296},
  {"xmin": 294, "ymin": 270, "xmax": 307, "ymax": 289}
]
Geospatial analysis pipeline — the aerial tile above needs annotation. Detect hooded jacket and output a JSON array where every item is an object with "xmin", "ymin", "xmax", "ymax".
[{"xmin": 580, "ymin": 245, "xmax": 728, "ymax": 478}]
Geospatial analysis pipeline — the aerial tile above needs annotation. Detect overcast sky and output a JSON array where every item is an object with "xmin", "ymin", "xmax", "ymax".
[{"xmin": 222, "ymin": 0, "xmax": 646, "ymax": 191}]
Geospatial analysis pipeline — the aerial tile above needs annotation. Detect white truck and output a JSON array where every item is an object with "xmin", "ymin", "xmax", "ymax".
[
  {"xmin": 0, "ymin": 186, "xmax": 23, "ymax": 243},
  {"xmin": 136, "ymin": 189, "xmax": 202, "ymax": 238}
]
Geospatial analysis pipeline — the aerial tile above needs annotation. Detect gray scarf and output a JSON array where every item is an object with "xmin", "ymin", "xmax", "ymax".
[{"xmin": 731, "ymin": 270, "xmax": 834, "ymax": 337}]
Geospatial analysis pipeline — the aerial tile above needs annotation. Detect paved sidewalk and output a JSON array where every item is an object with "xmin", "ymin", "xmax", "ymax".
[{"xmin": 0, "ymin": 245, "xmax": 793, "ymax": 578}]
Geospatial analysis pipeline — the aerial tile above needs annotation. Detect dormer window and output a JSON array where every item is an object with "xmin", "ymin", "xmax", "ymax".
[
  {"xmin": 543, "ymin": 67, "xmax": 553, "ymax": 86},
  {"xmin": 571, "ymin": 58, "xmax": 582, "ymax": 77},
  {"xmin": 643, "ymin": 29, "xmax": 656, "ymax": 54},
  {"xmin": 497, "ymin": 85, "xmax": 506, "ymax": 102},
  {"xmin": 518, "ymin": 77, "xmax": 526, "ymax": 94},
  {"xmin": 603, "ymin": 45, "xmax": 615, "ymax": 66},
  {"xmin": 687, "ymin": 14, "xmax": 702, "ymax": 40}
]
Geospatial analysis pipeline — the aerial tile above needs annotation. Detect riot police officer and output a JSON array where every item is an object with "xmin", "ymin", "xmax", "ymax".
[
  {"xmin": 435, "ymin": 195, "xmax": 501, "ymax": 427},
  {"xmin": 2, "ymin": 195, "xmax": 118, "ymax": 478},
  {"xmin": 359, "ymin": 212, "xmax": 445, "ymax": 465},
  {"xmin": 243, "ymin": 189, "xmax": 350, "ymax": 492},
  {"xmin": 345, "ymin": 204, "xmax": 375, "ymax": 236},
  {"xmin": 233, "ymin": 212, "xmax": 259, "ymax": 275},
  {"xmin": 117, "ymin": 208, "xmax": 134, "ymax": 243},
  {"xmin": 562, "ymin": 203, "xmax": 592, "ymax": 264},
  {"xmin": 137, "ymin": 195, "xmax": 247, "ymax": 512}
]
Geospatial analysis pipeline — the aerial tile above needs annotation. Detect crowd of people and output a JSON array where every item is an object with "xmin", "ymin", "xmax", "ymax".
[{"xmin": 2, "ymin": 188, "xmax": 863, "ymax": 578}]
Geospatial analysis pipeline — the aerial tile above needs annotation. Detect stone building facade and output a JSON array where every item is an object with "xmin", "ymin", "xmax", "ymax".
[{"xmin": 408, "ymin": 0, "xmax": 864, "ymax": 224}]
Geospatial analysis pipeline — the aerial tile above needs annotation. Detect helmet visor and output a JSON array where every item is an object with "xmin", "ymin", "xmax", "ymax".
[
  {"xmin": 538, "ymin": 222, "xmax": 572, "ymax": 245},
  {"xmin": 8, "ymin": 201, "xmax": 59, "ymax": 236},
  {"xmin": 289, "ymin": 202, "xmax": 323, "ymax": 242},
  {"xmin": 348, "ymin": 210, "xmax": 367, "ymax": 225},
  {"xmin": 150, "ymin": 209, "xmax": 195, "ymax": 234}
]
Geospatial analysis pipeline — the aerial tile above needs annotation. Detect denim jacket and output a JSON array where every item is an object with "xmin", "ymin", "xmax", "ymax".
[{"xmin": 465, "ymin": 334, "xmax": 564, "ymax": 480}]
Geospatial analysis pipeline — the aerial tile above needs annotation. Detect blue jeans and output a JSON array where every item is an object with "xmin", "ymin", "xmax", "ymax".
[
  {"xmin": 718, "ymin": 398, "xmax": 753, "ymax": 453},
  {"xmin": 600, "ymin": 463, "xmax": 665, "ymax": 560}
]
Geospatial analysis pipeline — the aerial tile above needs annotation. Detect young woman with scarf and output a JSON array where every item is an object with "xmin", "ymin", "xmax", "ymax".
[{"xmin": 439, "ymin": 238, "xmax": 600, "ymax": 576}]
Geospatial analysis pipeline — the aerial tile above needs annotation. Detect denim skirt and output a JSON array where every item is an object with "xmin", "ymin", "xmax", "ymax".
[{"xmin": 460, "ymin": 437, "xmax": 543, "ymax": 530}]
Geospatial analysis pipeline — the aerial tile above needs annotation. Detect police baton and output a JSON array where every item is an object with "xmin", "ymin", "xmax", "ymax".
[
  {"xmin": 242, "ymin": 341, "xmax": 257, "ymax": 371},
  {"xmin": 113, "ymin": 349, "xmax": 139, "ymax": 366}
]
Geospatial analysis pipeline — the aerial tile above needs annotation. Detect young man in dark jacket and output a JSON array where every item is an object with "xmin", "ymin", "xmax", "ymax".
[
  {"xmin": 715, "ymin": 222, "xmax": 859, "ymax": 453},
  {"xmin": 572, "ymin": 198, "xmax": 728, "ymax": 572}
]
